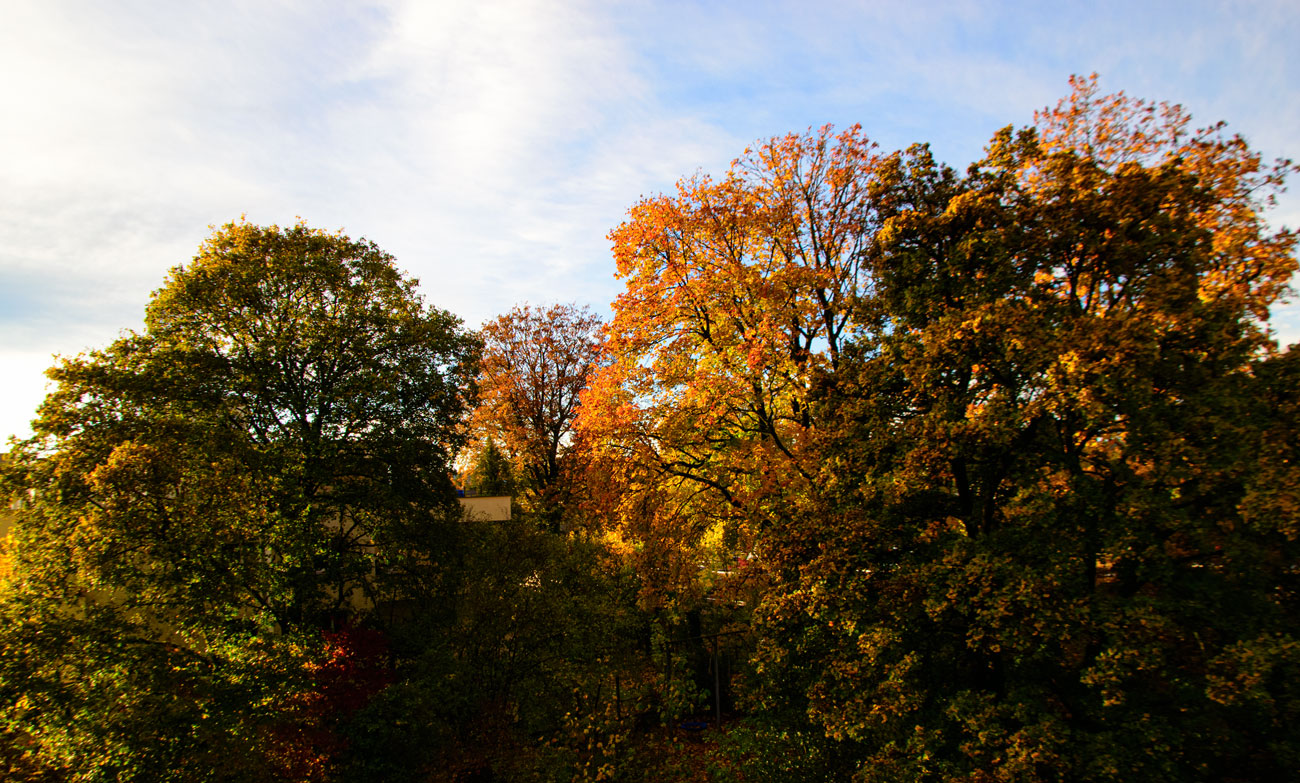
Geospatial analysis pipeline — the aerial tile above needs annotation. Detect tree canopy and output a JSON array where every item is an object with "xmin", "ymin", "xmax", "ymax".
[
  {"xmin": 3, "ymin": 77, "xmax": 1298, "ymax": 782},
  {"xmin": 0, "ymin": 220, "xmax": 479, "ymax": 779},
  {"xmin": 747, "ymin": 78, "xmax": 1300, "ymax": 782},
  {"xmin": 579, "ymin": 75, "xmax": 1300, "ymax": 781}
]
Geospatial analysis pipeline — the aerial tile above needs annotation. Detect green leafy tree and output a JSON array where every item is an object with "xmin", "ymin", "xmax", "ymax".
[
  {"xmin": 465, "ymin": 436, "xmax": 516, "ymax": 497},
  {"xmin": 339, "ymin": 518, "xmax": 647, "ymax": 782},
  {"xmin": 0, "ymin": 219, "xmax": 479, "ymax": 780}
]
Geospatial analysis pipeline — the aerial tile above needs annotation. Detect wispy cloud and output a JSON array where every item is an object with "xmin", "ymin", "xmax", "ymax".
[{"xmin": 1, "ymin": 0, "xmax": 1297, "ymax": 439}]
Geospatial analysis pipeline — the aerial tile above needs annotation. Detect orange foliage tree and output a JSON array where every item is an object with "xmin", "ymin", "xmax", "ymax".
[
  {"xmin": 578, "ymin": 125, "xmax": 885, "ymax": 605},
  {"xmin": 473, "ymin": 303, "xmax": 602, "ymax": 525}
]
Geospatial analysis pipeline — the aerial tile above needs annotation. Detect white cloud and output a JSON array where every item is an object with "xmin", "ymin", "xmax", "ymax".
[
  {"xmin": 1, "ymin": 0, "xmax": 1298, "ymax": 440},
  {"xmin": 0, "ymin": 353, "xmax": 60, "ymax": 443}
]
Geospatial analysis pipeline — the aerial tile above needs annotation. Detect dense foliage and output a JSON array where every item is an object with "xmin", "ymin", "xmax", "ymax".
[
  {"xmin": 0, "ymin": 221, "xmax": 481, "ymax": 779},
  {"xmin": 581, "ymin": 76, "xmax": 1299, "ymax": 781},
  {"xmin": 2, "ymin": 78, "xmax": 1297, "ymax": 781},
  {"xmin": 752, "ymin": 88, "xmax": 1300, "ymax": 781}
]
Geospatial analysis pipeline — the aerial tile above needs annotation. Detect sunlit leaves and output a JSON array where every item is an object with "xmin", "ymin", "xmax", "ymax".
[{"xmin": 581, "ymin": 126, "xmax": 886, "ymax": 610}]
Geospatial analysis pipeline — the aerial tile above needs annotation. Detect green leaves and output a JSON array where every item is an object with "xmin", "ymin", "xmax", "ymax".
[{"xmin": 1, "ymin": 219, "xmax": 479, "ymax": 778}]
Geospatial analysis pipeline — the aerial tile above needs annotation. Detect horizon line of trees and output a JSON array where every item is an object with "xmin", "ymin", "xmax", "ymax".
[{"xmin": 2, "ymin": 74, "xmax": 1298, "ymax": 782}]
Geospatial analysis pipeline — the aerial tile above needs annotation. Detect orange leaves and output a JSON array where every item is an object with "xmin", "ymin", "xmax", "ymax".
[
  {"xmin": 593, "ymin": 125, "xmax": 882, "ymax": 442},
  {"xmin": 1031, "ymin": 74, "xmax": 1298, "ymax": 325},
  {"xmin": 1035, "ymin": 73, "xmax": 1192, "ymax": 168},
  {"xmin": 473, "ymin": 303, "xmax": 602, "ymax": 518},
  {"xmin": 579, "ymin": 126, "xmax": 891, "ymax": 610}
]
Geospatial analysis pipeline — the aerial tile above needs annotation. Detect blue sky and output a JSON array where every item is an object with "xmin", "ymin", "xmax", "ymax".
[{"xmin": 2, "ymin": 0, "xmax": 1298, "ymax": 441}]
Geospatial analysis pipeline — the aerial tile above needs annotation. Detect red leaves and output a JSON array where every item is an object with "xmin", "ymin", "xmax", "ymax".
[{"xmin": 268, "ymin": 626, "xmax": 393, "ymax": 782}]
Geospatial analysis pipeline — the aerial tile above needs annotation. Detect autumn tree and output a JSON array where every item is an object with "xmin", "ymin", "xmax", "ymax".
[
  {"xmin": 0, "ymin": 220, "xmax": 479, "ymax": 779},
  {"xmin": 474, "ymin": 303, "xmax": 601, "ymax": 526},
  {"xmin": 578, "ymin": 125, "xmax": 883, "ymax": 611},
  {"xmin": 579, "ymin": 76, "xmax": 1300, "ymax": 780},
  {"xmin": 748, "ymin": 76, "xmax": 1300, "ymax": 781}
]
